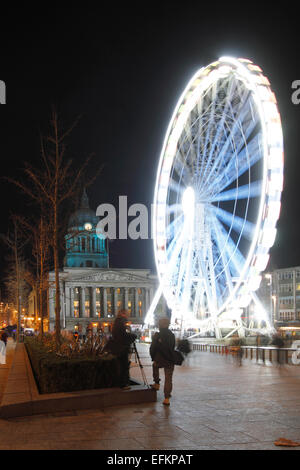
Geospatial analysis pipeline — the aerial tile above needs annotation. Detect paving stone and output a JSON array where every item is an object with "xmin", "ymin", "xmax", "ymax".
[{"xmin": 1, "ymin": 340, "xmax": 300, "ymax": 450}]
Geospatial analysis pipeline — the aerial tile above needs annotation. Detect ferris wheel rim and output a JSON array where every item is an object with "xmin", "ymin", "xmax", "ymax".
[{"xmin": 153, "ymin": 56, "xmax": 283, "ymax": 319}]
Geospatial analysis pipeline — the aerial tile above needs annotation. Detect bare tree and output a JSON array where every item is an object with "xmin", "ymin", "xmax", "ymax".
[
  {"xmin": 0, "ymin": 216, "xmax": 29, "ymax": 341},
  {"xmin": 5, "ymin": 108, "xmax": 101, "ymax": 346},
  {"xmin": 14, "ymin": 214, "xmax": 51, "ymax": 337}
]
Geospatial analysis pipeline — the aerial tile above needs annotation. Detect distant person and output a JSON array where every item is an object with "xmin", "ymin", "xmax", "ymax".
[
  {"xmin": 0, "ymin": 332, "xmax": 7, "ymax": 364},
  {"xmin": 73, "ymin": 331, "xmax": 79, "ymax": 342},
  {"xmin": 271, "ymin": 334, "xmax": 285, "ymax": 367},
  {"xmin": 1, "ymin": 331, "xmax": 8, "ymax": 346},
  {"xmin": 104, "ymin": 310, "xmax": 137, "ymax": 389},
  {"xmin": 150, "ymin": 317, "xmax": 176, "ymax": 406}
]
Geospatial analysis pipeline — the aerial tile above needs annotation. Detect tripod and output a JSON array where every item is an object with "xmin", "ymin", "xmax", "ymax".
[{"xmin": 131, "ymin": 342, "xmax": 149, "ymax": 388}]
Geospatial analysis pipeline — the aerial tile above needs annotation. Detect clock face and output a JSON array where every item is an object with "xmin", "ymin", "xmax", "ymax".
[{"xmin": 84, "ymin": 223, "xmax": 92, "ymax": 231}]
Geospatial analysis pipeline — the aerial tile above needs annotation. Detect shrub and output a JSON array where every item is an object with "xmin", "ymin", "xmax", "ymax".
[{"xmin": 25, "ymin": 336, "xmax": 123, "ymax": 394}]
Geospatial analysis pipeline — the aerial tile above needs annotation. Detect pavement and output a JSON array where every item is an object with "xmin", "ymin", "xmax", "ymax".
[{"xmin": 0, "ymin": 338, "xmax": 300, "ymax": 451}]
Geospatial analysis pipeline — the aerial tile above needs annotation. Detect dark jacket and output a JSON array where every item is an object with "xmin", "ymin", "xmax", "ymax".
[
  {"xmin": 150, "ymin": 328, "xmax": 176, "ymax": 368},
  {"xmin": 105, "ymin": 317, "xmax": 136, "ymax": 356}
]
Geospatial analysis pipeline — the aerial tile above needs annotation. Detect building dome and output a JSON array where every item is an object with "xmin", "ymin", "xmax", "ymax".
[
  {"xmin": 68, "ymin": 189, "xmax": 99, "ymax": 229},
  {"xmin": 65, "ymin": 189, "xmax": 108, "ymax": 269}
]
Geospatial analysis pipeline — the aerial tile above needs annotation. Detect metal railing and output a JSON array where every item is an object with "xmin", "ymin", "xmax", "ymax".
[{"xmin": 191, "ymin": 342, "xmax": 299, "ymax": 365}]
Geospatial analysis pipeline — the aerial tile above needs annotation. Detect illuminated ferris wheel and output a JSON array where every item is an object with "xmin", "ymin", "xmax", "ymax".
[{"xmin": 146, "ymin": 57, "xmax": 284, "ymax": 338}]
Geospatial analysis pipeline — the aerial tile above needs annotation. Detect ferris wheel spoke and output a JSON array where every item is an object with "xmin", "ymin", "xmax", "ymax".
[
  {"xmin": 200, "ymin": 95, "xmax": 255, "ymax": 188},
  {"xmin": 183, "ymin": 115, "xmax": 201, "ymax": 176},
  {"xmin": 202, "ymin": 82, "xmax": 218, "ymax": 165},
  {"xmin": 173, "ymin": 147, "xmax": 194, "ymax": 185},
  {"xmin": 175, "ymin": 238, "xmax": 190, "ymax": 298},
  {"xmin": 196, "ymin": 95, "xmax": 206, "ymax": 170},
  {"xmin": 166, "ymin": 213, "xmax": 184, "ymax": 239},
  {"xmin": 167, "ymin": 177, "xmax": 185, "ymax": 196},
  {"xmin": 193, "ymin": 282, "xmax": 204, "ymax": 318},
  {"xmin": 165, "ymin": 225, "xmax": 185, "ymax": 264},
  {"xmin": 166, "ymin": 203, "xmax": 183, "ymax": 216},
  {"xmin": 200, "ymin": 77, "xmax": 242, "ymax": 179},
  {"xmin": 211, "ymin": 218, "xmax": 236, "ymax": 293},
  {"xmin": 211, "ymin": 180, "xmax": 262, "ymax": 203},
  {"xmin": 197, "ymin": 253, "xmax": 215, "ymax": 315},
  {"xmin": 212, "ymin": 214, "xmax": 246, "ymax": 277},
  {"xmin": 195, "ymin": 87, "xmax": 224, "ymax": 182},
  {"xmin": 212, "ymin": 136, "xmax": 261, "ymax": 195},
  {"xmin": 212, "ymin": 204, "xmax": 254, "ymax": 241}
]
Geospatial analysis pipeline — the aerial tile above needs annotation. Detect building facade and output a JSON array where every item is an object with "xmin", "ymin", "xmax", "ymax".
[
  {"xmin": 270, "ymin": 266, "xmax": 300, "ymax": 337},
  {"xmin": 256, "ymin": 267, "xmax": 300, "ymax": 338},
  {"xmin": 48, "ymin": 190, "xmax": 164, "ymax": 333}
]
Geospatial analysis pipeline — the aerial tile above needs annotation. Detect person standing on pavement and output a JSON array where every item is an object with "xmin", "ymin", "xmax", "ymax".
[
  {"xmin": 0, "ymin": 331, "xmax": 8, "ymax": 346},
  {"xmin": 0, "ymin": 332, "xmax": 7, "ymax": 365},
  {"xmin": 150, "ymin": 317, "xmax": 176, "ymax": 406},
  {"xmin": 104, "ymin": 310, "xmax": 137, "ymax": 390}
]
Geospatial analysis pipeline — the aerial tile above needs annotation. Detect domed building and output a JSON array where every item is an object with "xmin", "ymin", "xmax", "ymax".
[
  {"xmin": 65, "ymin": 189, "xmax": 108, "ymax": 269},
  {"xmin": 47, "ymin": 190, "xmax": 165, "ymax": 334}
]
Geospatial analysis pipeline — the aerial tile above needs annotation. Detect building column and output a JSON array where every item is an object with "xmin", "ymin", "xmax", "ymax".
[
  {"xmin": 114, "ymin": 288, "xmax": 118, "ymax": 316},
  {"xmin": 142, "ymin": 288, "xmax": 146, "ymax": 319},
  {"xmin": 49, "ymin": 288, "xmax": 55, "ymax": 319},
  {"xmin": 70, "ymin": 287, "xmax": 74, "ymax": 318},
  {"xmin": 145, "ymin": 288, "xmax": 150, "ymax": 312},
  {"xmin": 62, "ymin": 288, "xmax": 66, "ymax": 328},
  {"xmin": 91, "ymin": 287, "xmax": 97, "ymax": 317},
  {"xmin": 65, "ymin": 287, "xmax": 70, "ymax": 318},
  {"xmin": 80, "ymin": 287, "xmax": 85, "ymax": 318},
  {"xmin": 134, "ymin": 288, "xmax": 139, "ymax": 318},
  {"xmin": 124, "ymin": 288, "xmax": 129, "ymax": 313},
  {"xmin": 103, "ymin": 287, "xmax": 107, "ymax": 316}
]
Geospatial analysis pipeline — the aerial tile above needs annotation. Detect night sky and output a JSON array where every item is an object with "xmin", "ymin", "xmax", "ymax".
[{"xmin": 0, "ymin": 6, "xmax": 300, "ymax": 297}]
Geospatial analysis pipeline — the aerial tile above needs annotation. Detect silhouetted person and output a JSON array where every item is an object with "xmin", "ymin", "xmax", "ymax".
[
  {"xmin": 150, "ymin": 317, "xmax": 176, "ymax": 406},
  {"xmin": 105, "ymin": 310, "xmax": 136, "ymax": 389}
]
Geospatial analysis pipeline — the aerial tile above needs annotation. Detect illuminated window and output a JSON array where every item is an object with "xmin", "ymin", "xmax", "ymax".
[
  {"xmin": 96, "ymin": 301, "xmax": 101, "ymax": 317},
  {"xmin": 74, "ymin": 301, "xmax": 79, "ymax": 318},
  {"xmin": 96, "ymin": 288, "xmax": 101, "ymax": 317},
  {"xmin": 85, "ymin": 287, "xmax": 90, "ymax": 317}
]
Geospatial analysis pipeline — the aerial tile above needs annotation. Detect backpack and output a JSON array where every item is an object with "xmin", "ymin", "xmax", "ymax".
[
  {"xmin": 173, "ymin": 349, "xmax": 185, "ymax": 366},
  {"xmin": 173, "ymin": 339, "xmax": 191, "ymax": 365}
]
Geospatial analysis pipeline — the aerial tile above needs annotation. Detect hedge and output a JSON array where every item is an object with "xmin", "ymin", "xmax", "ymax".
[{"xmin": 25, "ymin": 338, "xmax": 123, "ymax": 394}]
